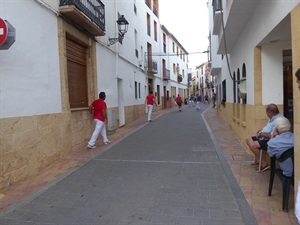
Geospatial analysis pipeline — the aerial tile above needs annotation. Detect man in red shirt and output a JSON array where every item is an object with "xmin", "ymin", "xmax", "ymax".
[
  {"xmin": 175, "ymin": 94, "xmax": 182, "ymax": 112},
  {"xmin": 145, "ymin": 91, "xmax": 157, "ymax": 122},
  {"xmin": 87, "ymin": 92, "xmax": 111, "ymax": 149}
]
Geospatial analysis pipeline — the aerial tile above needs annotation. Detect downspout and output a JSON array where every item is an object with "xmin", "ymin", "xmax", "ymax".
[{"xmin": 34, "ymin": 0, "xmax": 59, "ymax": 16}]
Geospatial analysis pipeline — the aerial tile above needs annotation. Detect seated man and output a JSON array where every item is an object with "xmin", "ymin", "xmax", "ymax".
[
  {"xmin": 245, "ymin": 104, "xmax": 283, "ymax": 172},
  {"xmin": 267, "ymin": 117, "xmax": 294, "ymax": 177}
]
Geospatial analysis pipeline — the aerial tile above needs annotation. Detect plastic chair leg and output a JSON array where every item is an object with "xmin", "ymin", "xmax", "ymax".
[
  {"xmin": 258, "ymin": 149, "xmax": 263, "ymax": 172},
  {"xmin": 268, "ymin": 158, "xmax": 276, "ymax": 196},
  {"xmin": 282, "ymin": 180, "xmax": 291, "ymax": 212}
]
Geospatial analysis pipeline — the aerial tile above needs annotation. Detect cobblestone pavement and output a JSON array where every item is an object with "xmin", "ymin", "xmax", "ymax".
[{"xmin": 0, "ymin": 104, "xmax": 297, "ymax": 224}]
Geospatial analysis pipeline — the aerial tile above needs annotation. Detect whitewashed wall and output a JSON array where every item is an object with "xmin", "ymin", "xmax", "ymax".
[
  {"xmin": 96, "ymin": 0, "xmax": 159, "ymax": 108},
  {"xmin": 0, "ymin": 0, "xmax": 61, "ymax": 118},
  {"xmin": 213, "ymin": 0, "xmax": 299, "ymax": 104}
]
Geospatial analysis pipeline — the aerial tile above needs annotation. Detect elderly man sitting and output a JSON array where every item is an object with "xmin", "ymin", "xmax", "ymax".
[
  {"xmin": 246, "ymin": 104, "xmax": 283, "ymax": 172},
  {"xmin": 267, "ymin": 117, "xmax": 294, "ymax": 177}
]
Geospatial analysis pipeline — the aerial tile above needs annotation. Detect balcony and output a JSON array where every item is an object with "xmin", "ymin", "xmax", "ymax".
[
  {"xmin": 213, "ymin": 0, "xmax": 259, "ymax": 54},
  {"xmin": 163, "ymin": 68, "xmax": 170, "ymax": 80},
  {"xmin": 59, "ymin": 0, "xmax": 105, "ymax": 36},
  {"xmin": 212, "ymin": 0, "xmax": 222, "ymax": 35},
  {"xmin": 177, "ymin": 75, "xmax": 183, "ymax": 83},
  {"xmin": 147, "ymin": 59, "xmax": 158, "ymax": 75}
]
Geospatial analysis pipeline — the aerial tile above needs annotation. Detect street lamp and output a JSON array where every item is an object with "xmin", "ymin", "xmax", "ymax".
[{"xmin": 108, "ymin": 15, "xmax": 129, "ymax": 45}]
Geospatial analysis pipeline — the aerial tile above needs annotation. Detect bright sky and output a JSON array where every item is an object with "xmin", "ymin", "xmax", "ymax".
[{"xmin": 159, "ymin": 0, "xmax": 209, "ymax": 70}]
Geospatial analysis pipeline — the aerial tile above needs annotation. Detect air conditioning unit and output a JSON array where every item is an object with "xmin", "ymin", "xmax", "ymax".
[{"xmin": 238, "ymin": 79, "xmax": 247, "ymax": 99}]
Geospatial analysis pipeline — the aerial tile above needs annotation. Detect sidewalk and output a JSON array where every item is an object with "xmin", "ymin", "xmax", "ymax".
[
  {"xmin": 0, "ymin": 105, "xmax": 298, "ymax": 225},
  {"xmin": 203, "ymin": 107, "xmax": 298, "ymax": 225}
]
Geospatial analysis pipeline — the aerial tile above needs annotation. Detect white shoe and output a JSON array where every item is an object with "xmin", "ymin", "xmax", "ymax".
[
  {"xmin": 87, "ymin": 144, "xmax": 96, "ymax": 149},
  {"xmin": 104, "ymin": 140, "xmax": 111, "ymax": 145}
]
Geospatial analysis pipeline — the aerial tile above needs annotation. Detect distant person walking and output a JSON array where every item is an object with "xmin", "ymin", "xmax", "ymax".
[
  {"xmin": 212, "ymin": 92, "xmax": 216, "ymax": 108},
  {"xmin": 189, "ymin": 94, "xmax": 195, "ymax": 107},
  {"xmin": 87, "ymin": 92, "xmax": 111, "ymax": 149},
  {"xmin": 196, "ymin": 94, "xmax": 201, "ymax": 110},
  {"xmin": 145, "ymin": 91, "xmax": 157, "ymax": 122},
  {"xmin": 175, "ymin": 94, "xmax": 183, "ymax": 112},
  {"xmin": 204, "ymin": 94, "xmax": 209, "ymax": 104}
]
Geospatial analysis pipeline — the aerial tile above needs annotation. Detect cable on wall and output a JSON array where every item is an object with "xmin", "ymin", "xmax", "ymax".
[{"xmin": 219, "ymin": 9, "xmax": 236, "ymax": 82}]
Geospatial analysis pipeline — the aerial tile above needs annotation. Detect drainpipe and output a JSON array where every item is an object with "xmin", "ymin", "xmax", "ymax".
[{"xmin": 34, "ymin": 0, "xmax": 59, "ymax": 16}]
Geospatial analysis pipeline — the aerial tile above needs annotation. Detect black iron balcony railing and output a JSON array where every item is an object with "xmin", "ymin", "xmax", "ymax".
[
  {"xmin": 60, "ymin": 0, "xmax": 105, "ymax": 31},
  {"xmin": 147, "ymin": 59, "xmax": 158, "ymax": 74},
  {"xmin": 163, "ymin": 68, "xmax": 170, "ymax": 80}
]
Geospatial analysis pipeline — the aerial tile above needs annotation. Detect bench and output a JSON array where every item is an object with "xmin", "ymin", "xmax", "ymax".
[{"xmin": 268, "ymin": 148, "xmax": 294, "ymax": 212}]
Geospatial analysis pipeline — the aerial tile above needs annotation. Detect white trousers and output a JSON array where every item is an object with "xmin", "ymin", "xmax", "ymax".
[
  {"xmin": 147, "ymin": 104, "xmax": 153, "ymax": 121},
  {"xmin": 88, "ymin": 119, "xmax": 108, "ymax": 146},
  {"xmin": 189, "ymin": 100, "xmax": 194, "ymax": 107},
  {"xmin": 196, "ymin": 101, "xmax": 201, "ymax": 109}
]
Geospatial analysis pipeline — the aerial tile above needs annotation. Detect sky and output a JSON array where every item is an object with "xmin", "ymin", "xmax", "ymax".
[{"xmin": 159, "ymin": 0, "xmax": 209, "ymax": 70}]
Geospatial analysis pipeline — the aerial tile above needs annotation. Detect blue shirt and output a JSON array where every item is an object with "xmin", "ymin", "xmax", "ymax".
[
  {"xmin": 260, "ymin": 114, "xmax": 283, "ymax": 139},
  {"xmin": 267, "ymin": 131, "xmax": 294, "ymax": 177}
]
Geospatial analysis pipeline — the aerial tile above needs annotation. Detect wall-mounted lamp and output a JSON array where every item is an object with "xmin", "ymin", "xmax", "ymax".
[{"xmin": 108, "ymin": 15, "xmax": 129, "ymax": 45}]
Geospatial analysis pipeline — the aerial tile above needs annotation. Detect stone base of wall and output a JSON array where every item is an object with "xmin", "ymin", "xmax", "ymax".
[
  {"xmin": 0, "ymin": 112, "xmax": 73, "ymax": 190},
  {"xmin": 0, "ymin": 103, "xmax": 149, "ymax": 191},
  {"xmin": 125, "ymin": 104, "xmax": 147, "ymax": 124}
]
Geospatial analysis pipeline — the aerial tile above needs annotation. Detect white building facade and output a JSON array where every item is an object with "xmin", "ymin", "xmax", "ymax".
[
  {"xmin": 208, "ymin": 0, "xmax": 300, "ymax": 208},
  {"xmin": 0, "ymin": 0, "xmax": 188, "ymax": 190}
]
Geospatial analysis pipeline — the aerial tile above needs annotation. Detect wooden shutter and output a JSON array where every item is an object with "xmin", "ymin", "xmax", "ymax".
[{"xmin": 66, "ymin": 38, "xmax": 88, "ymax": 108}]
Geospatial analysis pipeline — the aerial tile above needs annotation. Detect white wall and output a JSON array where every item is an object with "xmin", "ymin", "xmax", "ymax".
[
  {"xmin": 96, "ymin": 0, "xmax": 150, "ymax": 108},
  {"xmin": 0, "ymin": 0, "xmax": 190, "ymax": 119},
  {"xmin": 262, "ymin": 41, "xmax": 292, "ymax": 105},
  {"xmin": 212, "ymin": 0, "xmax": 299, "ymax": 105},
  {"xmin": 0, "ymin": 0, "xmax": 61, "ymax": 118}
]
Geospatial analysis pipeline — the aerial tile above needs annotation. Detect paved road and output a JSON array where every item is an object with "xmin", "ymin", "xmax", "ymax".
[{"xmin": 0, "ymin": 105, "xmax": 258, "ymax": 225}]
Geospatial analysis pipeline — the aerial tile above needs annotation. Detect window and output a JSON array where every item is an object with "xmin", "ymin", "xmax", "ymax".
[
  {"xmin": 147, "ymin": 14, "xmax": 151, "ymax": 36},
  {"xmin": 163, "ymin": 33, "xmax": 166, "ymax": 53},
  {"xmin": 134, "ymin": 4, "xmax": 137, "ymax": 14},
  {"xmin": 135, "ymin": 29, "xmax": 138, "ymax": 58},
  {"xmin": 138, "ymin": 83, "xmax": 141, "ymax": 98},
  {"xmin": 66, "ymin": 37, "xmax": 88, "ymax": 109},
  {"xmin": 222, "ymin": 79, "xmax": 226, "ymax": 103},
  {"xmin": 154, "ymin": 21, "xmax": 157, "ymax": 41},
  {"xmin": 135, "ymin": 81, "xmax": 138, "ymax": 99}
]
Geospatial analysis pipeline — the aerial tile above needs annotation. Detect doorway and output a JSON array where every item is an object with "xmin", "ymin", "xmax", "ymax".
[{"xmin": 283, "ymin": 50, "xmax": 293, "ymax": 128}]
